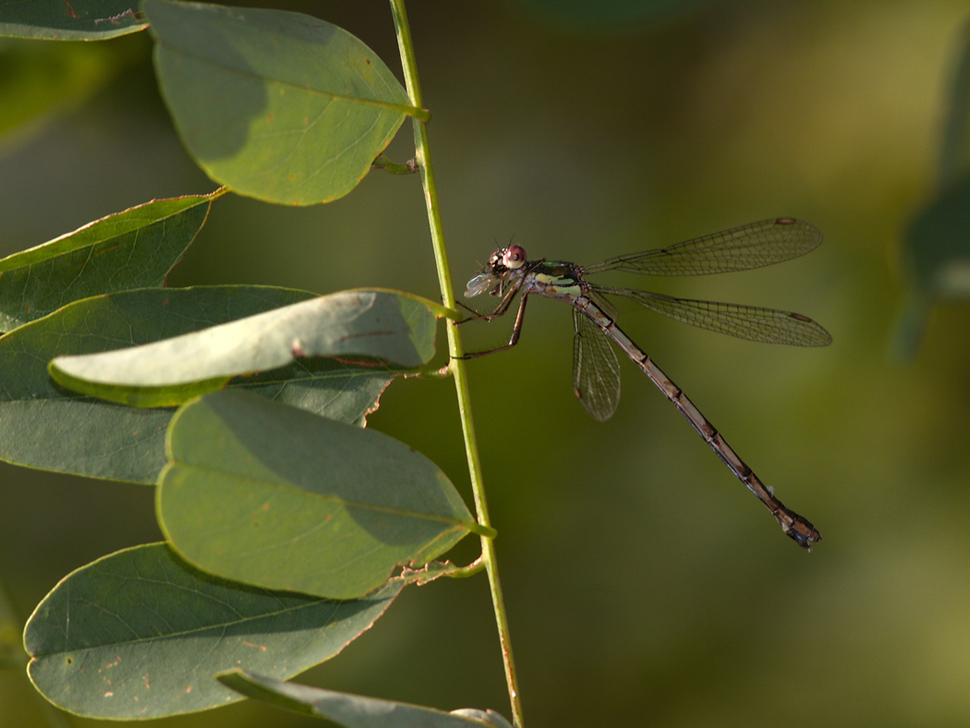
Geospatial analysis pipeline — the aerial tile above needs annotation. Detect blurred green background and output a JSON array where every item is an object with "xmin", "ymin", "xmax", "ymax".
[{"xmin": 2, "ymin": 0, "xmax": 970, "ymax": 726}]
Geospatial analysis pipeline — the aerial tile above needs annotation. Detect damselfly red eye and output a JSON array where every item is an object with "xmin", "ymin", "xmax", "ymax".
[{"xmin": 503, "ymin": 245, "xmax": 527, "ymax": 269}]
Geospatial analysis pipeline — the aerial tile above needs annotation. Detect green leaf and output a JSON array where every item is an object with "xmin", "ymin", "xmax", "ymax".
[
  {"xmin": 893, "ymin": 174, "xmax": 970, "ymax": 359},
  {"xmin": 903, "ymin": 174, "xmax": 970, "ymax": 299},
  {"xmin": 0, "ymin": 286, "xmax": 397, "ymax": 483},
  {"xmin": 217, "ymin": 669, "xmax": 514, "ymax": 728},
  {"xmin": 0, "ymin": 0, "xmax": 146, "ymax": 40},
  {"xmin": 49, "ymin": 288, "xmax": 440, "ymax": 407},
  {"xmin": 243, "ymin": 354, "xmax": 401, "ymax": 429},
  {"xmin": 24, "ymin": 543, "xmax": 403, "ymax": 719},
  {"xmin": 143, "ymin": 0, "xmax": 421, "ymax": 205},
  {"xmin": 938, "ymin": 17, "xmax": 970, "ymax": 188},
  {"xmin": 0, "ymin": 191, "xmax": 222, "ymax": 332},
  {"xmin": 159, "ymin": 389, "xmax": 484, "ymax": 599}
]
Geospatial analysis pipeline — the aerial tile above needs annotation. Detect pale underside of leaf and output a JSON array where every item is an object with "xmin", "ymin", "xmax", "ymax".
[
  {"xmin": 217, "ymin": 669, "xmax": 514, "ymax": 727},
  {"xmin": 48, "ymin": 289, "xmax": 439, "ymax": 408}
]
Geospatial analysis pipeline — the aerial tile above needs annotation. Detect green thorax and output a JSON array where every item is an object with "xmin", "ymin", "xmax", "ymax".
[{"xmin": 529, "ymin": 260, "xmax": 586, "ymax": 298}]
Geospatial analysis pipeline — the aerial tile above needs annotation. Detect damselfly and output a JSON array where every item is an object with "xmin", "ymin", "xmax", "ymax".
[{"xmin": 462, "ymin": 218, "xmax": 831, "ymax": 549}]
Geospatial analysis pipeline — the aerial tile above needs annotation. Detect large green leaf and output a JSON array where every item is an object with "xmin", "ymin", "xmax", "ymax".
[
  {"xmin": 0, "ymin": 0, "xmax": 146, "ymax": 40},
  {"xmin": 0, "ymin": 191, "xmax": 222, "ymax": 332},
  {"xmin": 217, "ymin": 670, "xmax": 514, "ymax": 728},
  {"xmin": 0, "ymin": 286, "xmax": 398, "ymax": 483},
  {"xmin": 25, "ymin": 543, "xmax": 403, "ymax": 719},
  {"xmin": 159, "ymin": 390, "xmax": 486, "ymax": 599},
  {"xmin": 144, "ymin": 0, "xmax": 423, "ymax": 205},
  {"xmin": 49, "ymin": 288, "xmax": 440, "ymax": 407}
]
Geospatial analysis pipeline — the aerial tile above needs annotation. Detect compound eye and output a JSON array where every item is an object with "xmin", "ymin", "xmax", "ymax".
[{"xmin": 502, "ymin": 245, "xmax": 527, "ymax": 269}]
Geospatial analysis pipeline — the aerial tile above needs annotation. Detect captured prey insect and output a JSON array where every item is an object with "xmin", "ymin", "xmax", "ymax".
[{"xmin": 461, "ymin": 218, "xmax": 831, "ymax": 549}]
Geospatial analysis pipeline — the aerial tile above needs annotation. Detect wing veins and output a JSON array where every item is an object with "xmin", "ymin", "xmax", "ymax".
[
  {"xmin": 582, "ymin": 218, "xmax": 822, "ymax": 277},
  {"xmin": 595, "ymin": 287, "xmax": 832, "ymax": 347}
]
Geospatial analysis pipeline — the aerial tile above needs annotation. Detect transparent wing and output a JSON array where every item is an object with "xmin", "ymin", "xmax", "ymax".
[
  {"xmin": 596, "ymin": 287, "xmax": 833, "ymax": 347},
  {"xmin": 465, "ymin": 271, "xmax": 500, "ymax": 298},
  {"xmin": 583, "ymin": 218, "xmax": 822, "ymax": 276},
  {"xmin": 572, "ymin": 306, "xmax": 621, "ymax": 421}
]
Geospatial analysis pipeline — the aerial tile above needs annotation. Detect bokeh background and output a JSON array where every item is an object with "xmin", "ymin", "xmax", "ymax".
[{"xmin": 3, "ymin": 0, "xmax": 970, "ymax": 726}]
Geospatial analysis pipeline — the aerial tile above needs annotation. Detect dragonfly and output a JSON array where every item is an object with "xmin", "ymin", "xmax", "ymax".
[{"xmin": 461, "ymin": 217, "xmax": 831, "ymax": 549}]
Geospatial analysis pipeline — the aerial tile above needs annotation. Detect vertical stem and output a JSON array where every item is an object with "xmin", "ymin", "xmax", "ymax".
[{"xmin": 388, "ymin": 2, "xmax": 524, "ymax": 726}]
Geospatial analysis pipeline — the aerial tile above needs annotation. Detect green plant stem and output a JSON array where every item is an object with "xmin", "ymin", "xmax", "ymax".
[{"xmin": 388, "ymin": 2, "xmax": 524, "ymax": 726}]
